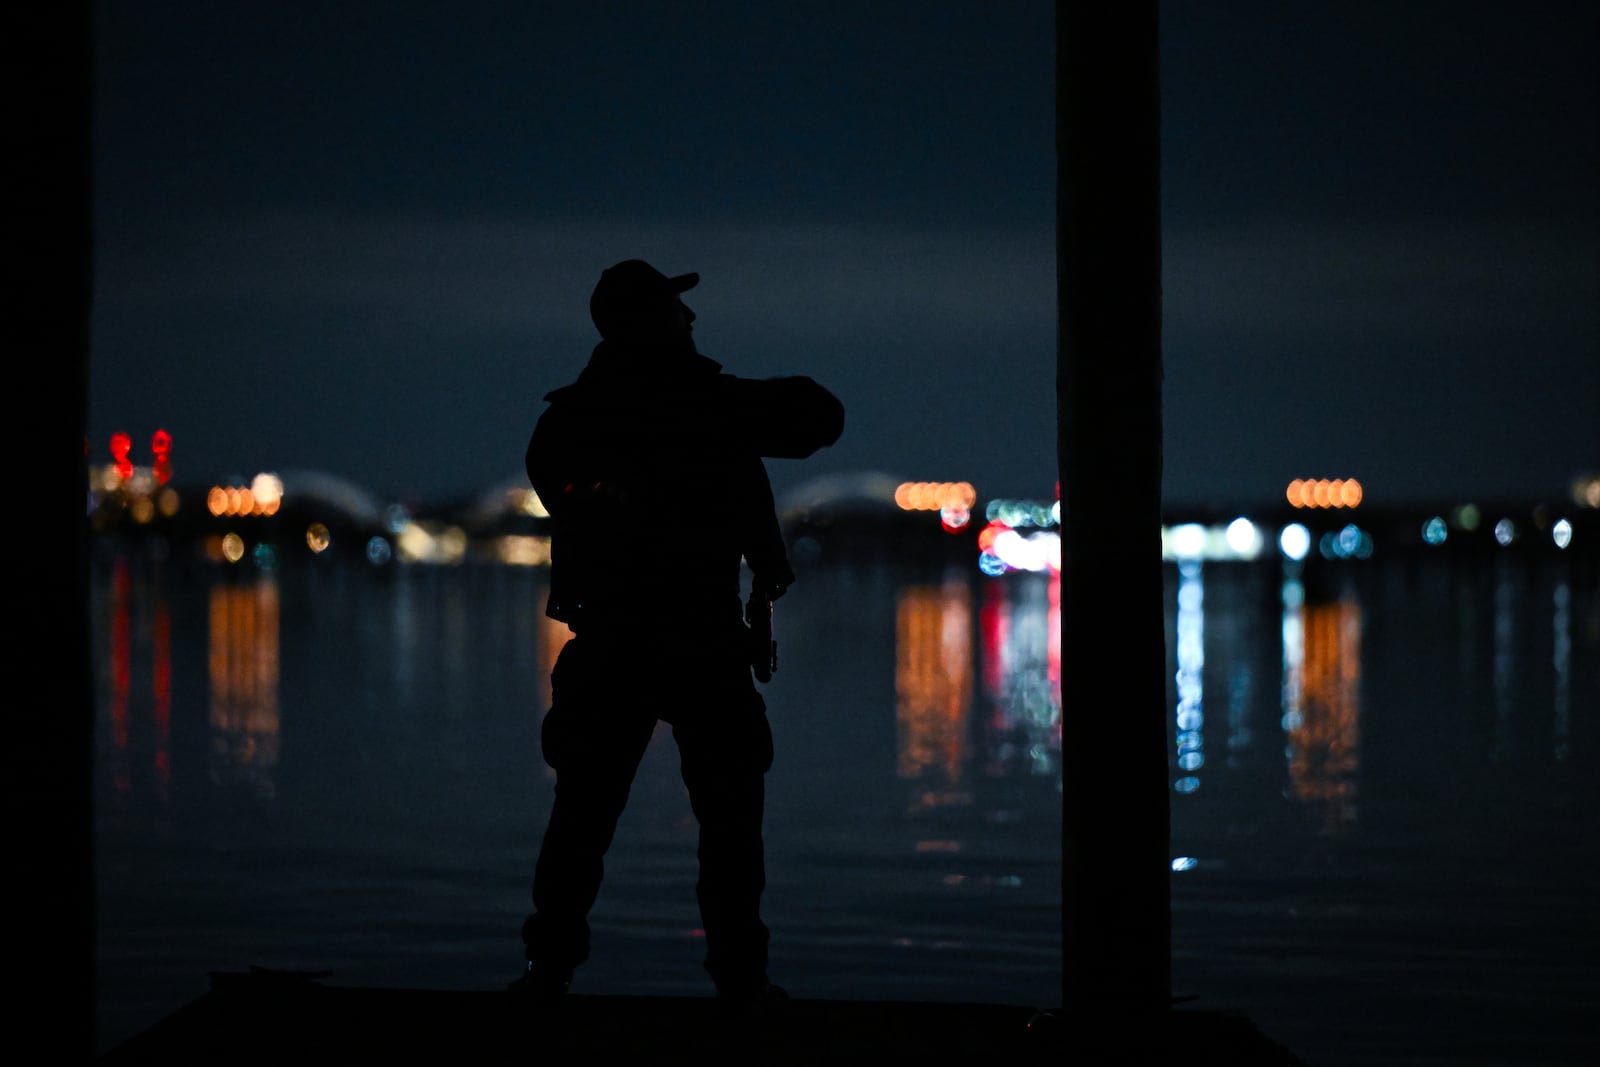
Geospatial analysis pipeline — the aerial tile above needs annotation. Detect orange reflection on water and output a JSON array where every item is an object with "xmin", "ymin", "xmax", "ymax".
[
  {"xmin": 207, "ymin": 579, "xmax": 282, "ymax": 799},
  {"xmin": 1286, "ymin": 598, "xmax": 1362, "ymax": 824},
  {"xmin": 895, "ymin": 581, "xmax": 973, "ymax": 782}
]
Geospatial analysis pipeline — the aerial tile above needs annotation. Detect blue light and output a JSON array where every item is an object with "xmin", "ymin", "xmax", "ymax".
[
  {"xmin": 978, "ymin": 551, "xmax": 1008, "ymax": 577},
  {"xmin": 1422, "ymin": 516, "xmax": 1448, "ymax": 545},
  {"xmin": 1173, "ymin": 777, "xmax": 1200, "ymax": 794},
  {"xmin": 252, "ymin": 543, "xmax": 279, "ymax": 572},
  {"xmin": 1170, "ymin": 857, "xmax": 1198, "ymax": 872},
  {"xmin": 1338, "ymin": 524, "xmax": 1362, "ymax": 556},
  {"xmin": 366, "ymin": 536, "xmax": 393, "ymax": 565}
]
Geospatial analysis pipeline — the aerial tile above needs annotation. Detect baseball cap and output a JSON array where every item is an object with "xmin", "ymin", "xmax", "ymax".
[{"xmin": 590, "ymin": 259, "xmax": 699, "ymax": 339}]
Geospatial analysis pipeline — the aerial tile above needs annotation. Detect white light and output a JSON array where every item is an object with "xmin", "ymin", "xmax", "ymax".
[
  {"xmin": 1225, "ymin": 517, "xmax": 1260, "ymax": 558},
  {"xmin": 250, "ymin": 472, "xmax": 284, "ymax": 509},
  {"xmin": 1279, "ymin": 523, "xmax": 1311, "ymax": 561},
  {"xmin": 1171, "ymin": 523, "xmax": 1206, "ymax": 560},
  {"xmin": 1494, "ymin": 518, "xmax": 1516, "ymax": 546},
  {"xmin": 1553, "ymin": 518, "xmax": 1573, "ymax": 549},
  {"xmin": 1171, "ymin": 856, "xmax": 1198, "ymax": 872},
  {"xmin": 992, "ymin": 529, "xmax": 1049, "ymax": 572}
]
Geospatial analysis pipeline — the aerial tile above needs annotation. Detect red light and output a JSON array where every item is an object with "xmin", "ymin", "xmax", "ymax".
[
  {"xmin": 110, "ymin": 432, "xmax": 133, "ymax": 480},
  {"xmin": 151, "ymin": 429, "xmax": 172, "ymax": 457},
  {"xmin": 977, "ymin": 522, "xmax": 1007, "ymax": 553}
]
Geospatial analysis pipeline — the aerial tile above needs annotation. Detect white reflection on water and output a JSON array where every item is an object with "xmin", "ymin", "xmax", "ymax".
[
  {"xmin": 1173, "ymin": 559, "xmax": 1205, "ymax": 793},
  {"xmin": 974, "ymin": 573, "xmax": 1061, "ymax": 780},
  {"xmin": 1493, "ymin": 560, "xmax": 1518, "ymax": 762},
  {"xmin": 1553, "ymin": 581, "xmax": 1571, "ymax": 762}
]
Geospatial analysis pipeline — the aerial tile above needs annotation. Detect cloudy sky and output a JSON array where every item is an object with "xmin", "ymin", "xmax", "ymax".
[{"xmin": 89, "ymin": 1, "xmax": 1596, "ymax": 511}]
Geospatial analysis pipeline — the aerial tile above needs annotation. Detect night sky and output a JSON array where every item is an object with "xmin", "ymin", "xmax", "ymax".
[{"xmin": 89, "ymin": 1, "xmax": 1597, "ymax": 512}]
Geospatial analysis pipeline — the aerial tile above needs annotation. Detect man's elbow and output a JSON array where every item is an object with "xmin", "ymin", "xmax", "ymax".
[{"xmin": 772, "ymin": 377, "xmax": 845, "ymax": 458}]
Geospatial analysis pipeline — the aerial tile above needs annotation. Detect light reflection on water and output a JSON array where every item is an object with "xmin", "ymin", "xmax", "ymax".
[{"xmin": 92, "ymin": 547, "xmax": 1598, "ymax": 1061}]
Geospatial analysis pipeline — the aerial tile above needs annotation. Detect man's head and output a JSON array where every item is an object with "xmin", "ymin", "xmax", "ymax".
[{"xmin": 590, "ymin": 259, "xmax": 699, "ymax": 347}]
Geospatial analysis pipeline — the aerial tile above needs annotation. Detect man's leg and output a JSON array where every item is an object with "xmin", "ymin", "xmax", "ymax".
[
  {"xmin": 520, "ymin": 638, "xmax": 655, "ymax": 983},
  {"xmin": 673, "ymin": 677, "xmax": 775, "ymax": 994}
]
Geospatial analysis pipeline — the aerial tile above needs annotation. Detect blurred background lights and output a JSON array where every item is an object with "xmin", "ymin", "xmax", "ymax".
[
  {"xmin": 1552, "ymin": 519, "xmax": 1572, "ymax": 549},
  {"xmin": 496, "ymin": 535, "xmax": 551, "ymax": 567},
  {"xmin": 895, "ymin": 481, "xmax": 977, "ymax": 512},
  {"xmin": 306, "ymin": 524, "xmax": 331, "ymax": 554},
  {"xmin": 991, "ymin": 528, "xmax": 1057, "ymax": 573},
  {"xmin": 207, "ymin": 480, "xmax": 280, "ymax": 517},
  {"xmin": 251, "ymin": 473, "xmax": 284, "ymax": 513},
  {"xmin": 1224, "ymin": 517, "xmax": 1262, "ymax": 558},
  {"xmin": 1493, "ymin": 518, "xmax": 1517, "ymax": 546},
  {"xmin": 221, "ymin": 533, "xmax": 245, "ymax": 563},
  {"xmin": 1454, "ymin": 503, "xmax": 1481, "ymax": 531},
  {"xmin": 1279, "ymin": 523, "xmax": 1311, "ymax": 561},
  {"xmin": 384, "ymin": 504, "xmax": 411, "ymax": 535},
  {"xmin": 984, "ymin": 497, "xmax": 1058, "ymax": 529},
  {"xmin": 518, "ymin": 488, "xmax": 550, "ymax": 518},
  {"xmin": 1337, "ymin": 524, "xmax": 1362, "ymax": 557},
  {"xmin": 1170, "ymin": 523, "xmax": 1206, "ymax": 560},
  {"xmin": 366, "ymin": 536, "xmax": 393, "ymax": 565},
  {"xmin": 1170, "ymin": 857, "xmax": 1198, "ymax": 872},
  {"xmin": 109, "ymin": 432, "xmax": 133, "ymax": 480},
  {"xmin": 1423, "ymin": 516, "xmax": 1448, "ymax": 545},
  {"xmin": 940, "ymin": 506, "xmax": 971, "ymax": 532},
  {"xmin": 1286, "ymin": 477, "xmax": 1362, "ymax": 509},
  {"xmin": 253, "ymin": 543, "xmax": 279, "ymax": 571}
]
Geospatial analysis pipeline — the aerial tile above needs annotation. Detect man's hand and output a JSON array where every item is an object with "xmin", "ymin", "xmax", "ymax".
[{"xmin": 745, "ymin": 583, "xmax": 778, "ymax": 683}]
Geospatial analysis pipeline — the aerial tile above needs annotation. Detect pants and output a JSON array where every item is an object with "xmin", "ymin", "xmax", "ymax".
[{"xmin": 521, "ymin": 629, "xmax": 775, "ymax": 989}]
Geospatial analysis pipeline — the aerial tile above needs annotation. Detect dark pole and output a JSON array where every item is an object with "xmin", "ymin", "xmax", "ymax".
[
  {"xmin": 15, "ymin": 2, "xmax": 95, "ymax": 1058},
  {"xmin": 1056, "ymin": 0, "xmax": 1170, "ymax": 1010}
]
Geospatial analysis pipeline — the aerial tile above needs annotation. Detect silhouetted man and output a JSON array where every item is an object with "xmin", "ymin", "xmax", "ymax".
[{"xmin": 513, "ymin": 259, "xmax": 844, "ymax": 1014}]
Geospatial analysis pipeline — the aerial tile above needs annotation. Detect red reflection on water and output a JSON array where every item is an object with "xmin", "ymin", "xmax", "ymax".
[
  {"xmin": 152, "ymin": 595, "xmax": 171, "ymax": 796},
  {"xmin": 980, "ymin": 580, "xmax": 1007, "ymax": 723},
  {"xmin": 109, "ymin": 557, "xmax": 131, "ymax": 797}
]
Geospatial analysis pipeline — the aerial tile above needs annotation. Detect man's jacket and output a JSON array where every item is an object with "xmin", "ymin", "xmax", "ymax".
[{"xmin": 526, "ymin": 342, "xmax": 844, "ymax": 632}]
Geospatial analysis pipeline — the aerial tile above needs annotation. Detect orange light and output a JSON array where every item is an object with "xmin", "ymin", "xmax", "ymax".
[
  {"xmin": 1341, "ymin": 479, "xmax": 1363, "ymax": 507},
  {"xmin": 1287, "ymin": 479, "xmax": 1304, "ymax": 508},
  {"xmin": 207, "ymin": 487, "xmax": 228, "ymax": 516}
]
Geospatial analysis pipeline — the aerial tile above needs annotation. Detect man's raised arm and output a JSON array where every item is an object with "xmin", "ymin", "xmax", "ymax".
[{"xmin": 714, "ymin": 374, "xmax": 845, "ymax": 459}]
